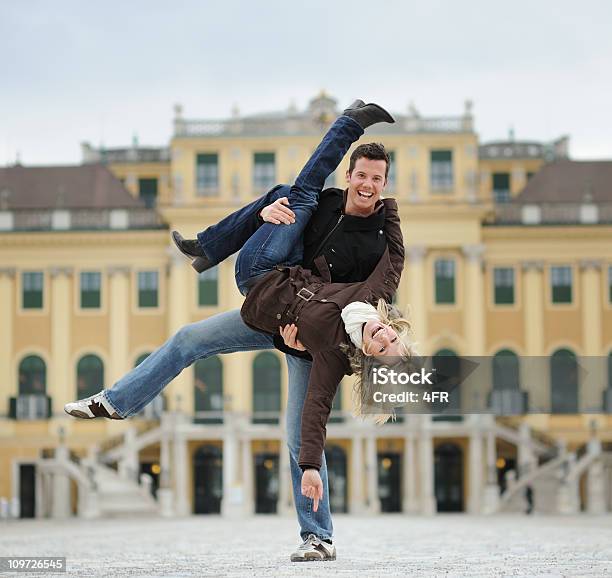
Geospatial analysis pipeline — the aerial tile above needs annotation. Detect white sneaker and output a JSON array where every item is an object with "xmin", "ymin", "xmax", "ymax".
[
  {"xmin": 290, "ymin": 534, "xmax": 336, "ymax": 562},
  {"xmin": 64, "ymin": 391, "xmax": 122, "ymax": 420}
]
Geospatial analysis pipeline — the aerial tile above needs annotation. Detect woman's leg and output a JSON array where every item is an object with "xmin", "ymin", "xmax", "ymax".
[{"xmin": 235, "ymin": 115, "xmax": 363, "ymax": 293}]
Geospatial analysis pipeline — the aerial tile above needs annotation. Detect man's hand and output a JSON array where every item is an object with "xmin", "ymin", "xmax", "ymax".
[
  {"xmin": 301, "ymin": 469, "xmax": 323, "ymax": 512},
  {"xmin": 279, "ymin": 324, "xmax": 306, "ymax": 351},
  {"xmin": 260, "ymin": 197, "xmax": 296, "ymax": 225}
]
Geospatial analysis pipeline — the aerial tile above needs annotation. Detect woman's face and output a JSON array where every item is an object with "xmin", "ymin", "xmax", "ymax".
[{"xmin": 362, "ymin": 320, "xmax": 404, "ymax": 356}]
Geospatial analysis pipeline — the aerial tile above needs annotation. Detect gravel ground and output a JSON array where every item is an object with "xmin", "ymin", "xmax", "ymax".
[{"xmin": 1, "ymin": 514, "xmax": 612, "ymax": 577}]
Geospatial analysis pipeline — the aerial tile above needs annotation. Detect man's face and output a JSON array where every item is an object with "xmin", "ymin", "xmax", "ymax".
[{"xmin": 345, "ymin": 156, "xmax": 387, "ymax": 216}]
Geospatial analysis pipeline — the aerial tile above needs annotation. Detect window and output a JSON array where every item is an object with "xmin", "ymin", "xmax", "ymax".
[
  {"xmin": 80, "ymin": 272, "xmax": 101, "ymax": 309},
  {"xmin": 198, "ymin": 267, "xmax": 218, "ymax": 306},
  {"xmin": 492, "ymin": 350, "xmax": 520, "ymax": 390},
  {"xmin": 492, "ymin": 173, "xmax": 511, "ymax": 204},
  {"xmin": 550, "ymin": 349, "xmax": 578, "ymax": 413},
  {"xmin": 138, "ymin": 178, "xmax": 158, "ymax": 208},
  {"xmin": 386, "ymin": 151, "xmax": 396, "ymax": 191},
  {"xmin": 76, "ymin": 355, "xmax": 104, "ymax": 399},
  {"xmin": 252, "ymin": 352, "xmax": 281, "ymax": 424},
  {"xmin": 608, "ymin": 266, "xmax": 612, "ymax": 303},
  {"xmin": 194, "ymin": 356, "xmax": 223, "ymax": 424},
  {"xmin": 432, "ymin": 349, "xmax": 462, "ymax": 421},
  {"xmin": 435, "ymin": 259, "xmax": 455, "ymax": 304},
  {"xmin": 253, "ymin": 152, "xmax": 275, "ymax": 192},
  {"xmin": 494, "ymin": 267, "xmax": 514, "ymax": 305},
  {"xmin": 196, "ymin": 153, "xmax": 219, "ymax": 195},
  {"xmin": 138, "ymin": 271, "xmax": 158, "ymax": 308},
  {"xmin": 430, "ymin": 150, "xmax": 453, "ymax": 191},
  {"xmin": 18, "ymin": 355, "xmax": 46, "ymax": 395},
  {"xmin": 551, "ymin": 266, "xmax": 572, "ymax": 304},
  {"xmin": 22, "ymin": 272, "xmax": 43, "ymax": 309}
]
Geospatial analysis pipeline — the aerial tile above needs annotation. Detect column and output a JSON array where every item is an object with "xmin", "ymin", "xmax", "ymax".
[
  {"xmin": 50, "ymin": 268, "xmax": 72, "ymax": 409},
  {"xmin": 580, "ymin": 261, "xmax": 604, "ymax": 407},
  {"xmin": 365, "ymin": 435, "xmax": 380, "ymax": 514},
  {"xmin": 277, "ymin": 419, "xmax": 293, "ymax": 515},
  {"xmin": 350, "ymin": 436, "xmax": 366, "ymax": 514},
  {"xmin": 521, "ymin": 261, "xmax": 545, "ymax": 356},
  {"xmin": 419, "ymin": 415, "xmax": 436, "ymax": 515},
  {"xmin": 0, "ymin": 268, "xmax": 15, "ymax": 414},
  {"xmin": 462, "ymin": 244, "xmax": 485, "ymax": 355},
  {"xmin": 482, "ymin": 424, "xmax": 500, "ymax": 514},
  {"xmin": 221, "ymin": 415, "xmax": 242, "ymax": 518},
  {"xmin": 118, "ymin": 427, "xmax": 139, "ymax": 482},
  {"xmin": 51, "ymin": 445, "xmax": 71, "ymax": 519},
  {"xmin": 402, "ymin": 434, "xmax": 418, "ymax": 514},
  {"xmin": 157, "ymin": 414, "xmax": 174, "ymax": 516},
  {"xmin": 468, "ymin": 416, "xmax": 483, "ymax": 513},
  {"xmin": 517, "ymin": 423, "xmax": 536, "ymax": 478},
  {"xmin": 587, "ymin": 438, "xmax": 606, "ymax": 514},
  {"xmin": 241, "ymin": 438, "xmax": 254, "ymax": 515},
  {"xmin": 166, "ymin": 252, "xmax": 191, "ymax": 412},
  {"xmin": 173, "ymin": 415, "xmax": 189, "ymax": 516},
  {"xmin": 406, "ymin": 245, "xmax": 427, "ymax": 344},
  {"xmin": 107, "ymin": 266, "xmax": 130, "ymax": 386}
]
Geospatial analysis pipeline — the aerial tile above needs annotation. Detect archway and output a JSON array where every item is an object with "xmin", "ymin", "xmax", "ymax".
[
  {"xmin": 434, "ymin": 442, "xmax": 464, "ymax": 512},
  {"xmin": 325, "ymin": 444, "xmax": 347, "ymax": 513},
  {"xmin": 193, "ymin": 445, "xmax": 223, "ymax": 514}
]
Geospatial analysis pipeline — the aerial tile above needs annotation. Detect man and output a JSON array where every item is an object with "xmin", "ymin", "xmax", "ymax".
[{"xmin": 66, "ymin": 101, "xmax": 397, "ymax": 562}]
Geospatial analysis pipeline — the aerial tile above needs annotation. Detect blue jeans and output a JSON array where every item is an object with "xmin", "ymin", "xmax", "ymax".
[
  {"xmin": 105, "ymin": 115, "xmax": 363, "ymax": 542},
  {"xmin": 104, "ymin": 310, "xmax": 333, "ymax": 540},
  {"xmin": 196, "ymin": 115, "xmax": 363, "ymax": 294}
]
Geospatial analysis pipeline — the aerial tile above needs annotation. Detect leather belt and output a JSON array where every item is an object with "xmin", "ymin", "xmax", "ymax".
[{"xmin": 287, "ymin": 282, "xmax": 323, "ymax": 320}]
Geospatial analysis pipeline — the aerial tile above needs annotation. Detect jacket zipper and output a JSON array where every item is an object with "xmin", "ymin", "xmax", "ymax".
[{"xmin": 310, "ymin": 213, "xmax": 344, "ymax": 263}]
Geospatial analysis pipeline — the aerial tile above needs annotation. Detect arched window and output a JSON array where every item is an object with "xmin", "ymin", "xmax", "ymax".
[
  {"xmin": 194, "ymin": 356, "xmax": 223, "ymax": 424},
  {"xmin": 492, "ymin": 349, "xmax": 520, "ymax": 390},
  {"xmin": 76, "ymin": 354, "xmax": 104, "ymax": 399},
  {"xmin": 432, "ymin": 349, "xmax": 461, "ymax": 421},
  {"xmin": 550, "ymin": 348, "xmax": 578, "ymax": 414},
  {"xmin": 252, "ymin": 352, "xmax": 281, "ymax": 424},
  {"xmin": 18, "ymin": 356, "xmax": 46, "ymax": 395}
]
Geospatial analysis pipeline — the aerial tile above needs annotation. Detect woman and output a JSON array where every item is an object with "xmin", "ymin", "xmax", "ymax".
[{"xmin": 179, "ymin": 101, "xmax": 415, "ymax": 508}]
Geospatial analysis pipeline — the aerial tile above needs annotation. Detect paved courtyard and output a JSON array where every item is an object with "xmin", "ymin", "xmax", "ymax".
[{"xmin": 1, "ymin": 514, "xmax": 612, "ymax": 577}]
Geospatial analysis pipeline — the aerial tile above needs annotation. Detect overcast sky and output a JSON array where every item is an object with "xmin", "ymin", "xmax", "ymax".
[{"xmin": 1, "ymin": 0, "xmax": 611, "ymax": 165}]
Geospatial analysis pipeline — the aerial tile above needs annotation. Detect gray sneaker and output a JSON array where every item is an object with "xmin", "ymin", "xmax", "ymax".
[
  {"xmin": 64, "ymin": 391, "xmax": 122, "ymax": 420},
  {"xmin": 290, "ymin": 534, "xmax": 336, "ymax": 562}
]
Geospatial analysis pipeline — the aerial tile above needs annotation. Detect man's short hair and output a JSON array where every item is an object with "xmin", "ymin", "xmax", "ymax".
[{"xmin": 348, "ymin": 143, "xmax": 390, "ymax": 180}]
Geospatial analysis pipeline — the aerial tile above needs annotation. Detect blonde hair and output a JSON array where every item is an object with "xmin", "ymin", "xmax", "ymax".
[{"xmin": 341, "ymin": 299, "xmax": 418, "ymax": 425}]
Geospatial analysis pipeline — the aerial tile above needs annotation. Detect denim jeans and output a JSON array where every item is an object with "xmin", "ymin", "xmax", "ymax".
[
  {"xmin": 105, "ymin": 115, "xmax": 363, "ymax": 543},
  {"xmin": 104, "ymin": 310, "xmax": 333, "ymax": 540},
  {"xmin": 196, "ymin": 115, "xmax": 363, "ymax": 294}
]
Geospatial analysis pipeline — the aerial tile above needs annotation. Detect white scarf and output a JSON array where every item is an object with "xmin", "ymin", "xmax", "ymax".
[{"xmin": 341, "ymin": 301, "xmax": 379, "ymax": 349}]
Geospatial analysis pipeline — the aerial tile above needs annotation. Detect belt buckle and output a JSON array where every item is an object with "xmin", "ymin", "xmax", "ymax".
[{"xmin": 297, "ymin": 287, "xmax": 314, "ymax": 301}]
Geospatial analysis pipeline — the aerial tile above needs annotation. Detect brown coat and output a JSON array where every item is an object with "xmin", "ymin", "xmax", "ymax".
[{"xmin": 241, "ymin": 198, "xmax": 404, "ymax": 470}]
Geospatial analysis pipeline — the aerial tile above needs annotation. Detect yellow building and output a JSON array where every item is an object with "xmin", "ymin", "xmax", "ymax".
[{"xmin": 1, "ymin": 93, "xmax": 611, "ymax": 519}]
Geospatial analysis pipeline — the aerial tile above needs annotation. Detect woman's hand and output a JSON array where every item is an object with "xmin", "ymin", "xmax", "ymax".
[
  {"xmin": 279, "ymin": 324, "xmax": 306, "ymax": 351},
  {"xmin": 301, "ymin": 469, "xmax": 323, "ymax": 511},
  {"xmin": 260, "ymin": 197, "xmax": 296, "ymax": 225}
]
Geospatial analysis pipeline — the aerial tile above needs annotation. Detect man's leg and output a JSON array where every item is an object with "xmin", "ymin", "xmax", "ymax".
[
  {"xmin": 285, "ymin": 355, "xmax": 333, "ymax": 542},
  {"xmin": 103, "ymin": 310, "xmax": 274, "ymax": 417}
]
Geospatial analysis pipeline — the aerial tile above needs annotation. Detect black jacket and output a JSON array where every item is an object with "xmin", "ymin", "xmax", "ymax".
[{"xmin": 273, "ymin": 187, "xmax": 389, "ymax": 357}]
